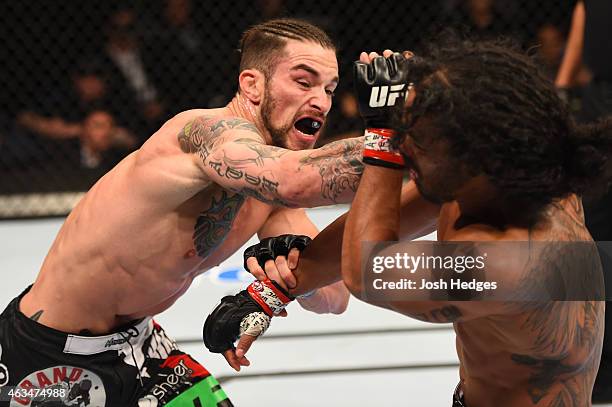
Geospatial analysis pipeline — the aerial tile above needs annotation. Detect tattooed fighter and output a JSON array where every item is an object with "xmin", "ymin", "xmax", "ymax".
[
  {"xmin": 210, "ymin": 40, "xmax": 612, "ymax": 406},
  {"xmin": 0, "ymin": 19, "xmax": 370, "ymax": 406}
]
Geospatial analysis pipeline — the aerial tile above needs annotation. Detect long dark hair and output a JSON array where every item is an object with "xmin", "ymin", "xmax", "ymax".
[{"xmin": 397, "ymin": 36, "xmax": 612, "ymax": 221}]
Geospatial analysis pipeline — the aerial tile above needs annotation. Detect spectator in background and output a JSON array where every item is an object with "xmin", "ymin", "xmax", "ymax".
[
  {"xmin": 443, "ymin": 0, "xmax": 510, "ymax": 40},
  {"xmin": 533, "ymin": 23, "xmax": 565, "ymax": 80},
  {"xmin": 16, "ymin": 60, "xmax": 108, "ymax": 141},
  {"xmin": 100, "ymin": 5, "xmax": 165, "ymax": 138},
  {"xmin": 256, "ymin": 0, "xmax": 287, "ymax": 20},
  {"xmin": 12, "ymin": 58, "xmax": 136, "ymax": 188},
  {"xmin": 79, "ymin": 108, "xmax": 136, "ymax": 170},
  {"xmin": 555, "ymin": 0, "xmax": 612, "ymax": 403},
  {"xmin": 149, "ymin": 0, "xmax": 208, "ymax": 113}
]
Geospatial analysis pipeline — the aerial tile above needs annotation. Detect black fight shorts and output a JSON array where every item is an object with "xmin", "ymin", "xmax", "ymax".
[{"xmin": 0, "ymin": 288, "xmax": 233, "ymax": 407}]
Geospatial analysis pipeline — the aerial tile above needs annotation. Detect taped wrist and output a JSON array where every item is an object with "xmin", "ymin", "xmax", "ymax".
[
  {"xmin": 247, "ymin": 279, "xmax": 294, "ymax": 316},
  {"xmin": 363, "ymin": 128, "xmax": 404, "ymax": 168},
  {"xmin": 203, "ymin": 291, "xmax": 264, "ymax": 353}
]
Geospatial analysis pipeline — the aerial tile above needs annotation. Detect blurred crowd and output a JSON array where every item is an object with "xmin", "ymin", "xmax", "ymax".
[{"xmin": 0, "ymin": 0, "xmax": 583, "ymax": 193}]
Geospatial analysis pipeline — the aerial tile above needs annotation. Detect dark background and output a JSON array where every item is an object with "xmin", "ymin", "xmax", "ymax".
[{"xmin": 0, "ymin": 0, "xmax": 579, "ymax": 213}]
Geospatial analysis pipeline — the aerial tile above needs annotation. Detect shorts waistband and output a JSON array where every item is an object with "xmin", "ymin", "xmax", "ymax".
[{"xmin": 5, "ymin": 285, "xmax": 153, "ymax": 355}]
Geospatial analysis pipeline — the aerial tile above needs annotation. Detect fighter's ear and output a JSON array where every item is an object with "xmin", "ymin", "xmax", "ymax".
[{"xmin": 239, "ymin": 69, "xmax": 265, "ymax": 104}]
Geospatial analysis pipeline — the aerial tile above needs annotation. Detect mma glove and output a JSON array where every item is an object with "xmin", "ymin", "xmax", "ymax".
[
  {"xmin": 243, "ymin": 234, "xmax": 312, "ymax": 271},
  {"xmin": 203, "ymin": 234, "xmax": 312, "ymax": 353},
  {"xmin": 354, "ymin": 52, "xmax": 411, "ymax": 169},
  {"xmin": 203, "ymin": 278, "xmax": 293, "ymax": 353}
]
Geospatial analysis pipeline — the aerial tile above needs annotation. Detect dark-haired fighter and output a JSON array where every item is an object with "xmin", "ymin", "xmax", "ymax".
[
  {"xmin": 210, "ymin": 42, "xmax": 611, "ymax": 406},
  {"xmin": 0, "ymin": 19, "xmax": 365, "ymax": 406}
]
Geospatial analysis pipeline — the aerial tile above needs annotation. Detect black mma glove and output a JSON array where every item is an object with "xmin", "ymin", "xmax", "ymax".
[
  {"xmin": 203, "ymin": 278, "xmax": 293, "ymax": 353},
  {"xmin": 243, "ymin": 234, "xmax": 312, "ymax": 271},
  {"xmin": 354, "ymin": 52, "xmax": 411, "ymax": 169},
  {"xmin": 203, "ymin": 234, "xmax": 313, "ymax": 354}
]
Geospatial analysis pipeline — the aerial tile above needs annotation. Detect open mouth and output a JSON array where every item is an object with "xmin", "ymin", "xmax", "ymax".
[{"xmin": 294, "ymin": 117, "xmax": 323, "ymax": 137}]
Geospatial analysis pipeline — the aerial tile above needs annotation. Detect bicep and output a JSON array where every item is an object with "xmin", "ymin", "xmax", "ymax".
[
  {"xmin": 178, "ymin": 116, "xmax": 365, "ymax": 207},
  {"xmin": 178, "ymin": 115, "xmax": 298, "ymax": 206},
  {"xmin": 204, "ymin": 137, "xmax": 298, "ymax": 206}
]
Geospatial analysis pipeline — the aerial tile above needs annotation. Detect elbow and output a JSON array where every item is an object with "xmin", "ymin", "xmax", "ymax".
[
  {"xmin": 329, "ymin": 293, "xmax": 349, "ymax": 314},
  {"xmin": 341, "ymin": 253, "xmax": 364, "ymax": 300},
  {"xmin": 342, "ymin": 273, "xmax": 363, "ymax": 301}
]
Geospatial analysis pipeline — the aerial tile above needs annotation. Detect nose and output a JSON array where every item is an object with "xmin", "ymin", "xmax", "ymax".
[{"xmin": 309, "ymin": 88, "xmax": 332, "ymax": 115}]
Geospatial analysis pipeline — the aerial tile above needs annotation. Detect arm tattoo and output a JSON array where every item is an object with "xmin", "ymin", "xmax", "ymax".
[
  {"xmin": 179, "ymin": 117, "xmax": 292, "ymax": 205},
  {"xmin": 179, "ymin": 118, "xmax": 364, "ymax": 206},
  {"xmin": 208, "ymin": 151, "xmax": 290, "ymax": 206},
  {"xmin": 231, "ymin": 138, "xmax": 290, "ymax": 166},
  {"xmin": 30, "ymin": 310, "xmax": 44, "ymax": 321},
  {"xmin": 178, "ymin": 116, "xmax": 261, "ymax": 163},
  {"xmin": 298, "ymin": 138, "xmax": 364, "ymax": 203},
  {"xmin": 193, "ymin": 190, "xmax": 245, "ymax": 258}
]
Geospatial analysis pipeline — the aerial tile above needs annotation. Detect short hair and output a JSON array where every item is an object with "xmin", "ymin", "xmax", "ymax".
[{"xmin": 238, "ymin": 18, "xmax": 335, "ymax": 79}]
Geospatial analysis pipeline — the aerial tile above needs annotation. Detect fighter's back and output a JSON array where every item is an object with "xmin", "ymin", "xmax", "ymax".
[{"xmin": 444, "ymin": 197, "xmax": 604, "ymax": 406}]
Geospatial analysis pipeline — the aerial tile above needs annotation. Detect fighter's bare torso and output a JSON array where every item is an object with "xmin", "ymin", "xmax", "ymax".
[
  {"xmin": 20, "ymin": 108, "xmax": 275, "ymax": 333},
  {"xmin": 438, "ymin": 198, "xmax": 603, "ymax": 406}
]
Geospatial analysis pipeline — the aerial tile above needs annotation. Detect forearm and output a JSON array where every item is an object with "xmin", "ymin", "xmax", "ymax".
[
  {"xmin": 287, "ymin": 212, "xmax": 347, "ymax": 296},
  {"xmin": 18, "ymin": 112, "xmax": 81, "ymax": 139},
  {"xmin": 555, "ymin": 1, "xmax": 585, "ymax": 88},
  {"xmin": 342, "ymin": 166, "xmax": 403, "ymax": 293},
  {"xmin": 291, "ymin": 137, "xmax": 364, "ymax": 207},
  {"xmin": 288, "ymin": 180, "xmax": 436, "ymax": 296},
  {"xmin": 296, "ymin": 281, "xmax": 349, "ymax": 314}
]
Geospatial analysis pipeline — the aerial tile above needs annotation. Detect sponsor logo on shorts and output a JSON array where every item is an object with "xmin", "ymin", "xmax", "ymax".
[
  {"xmin": 0, "ymin": 344, "xmax": 9, "ymax": 387},
  {"xmin": 9, "ymin": 366, "xmax": 106, "ymax": 407},
  {"xmin": 0, "ymin": 364, "xmax": 8, "ymax": 387},
  {"xmin": 104, "ymin": 337, "xmax": 128, "ymax": 348},
  {"xmin": 150, "ymin": 359, "xmax": 193, "ymax": 402},
  {"xmin": 105, "ymin": 326, "xmax": 140, "ymax": 348}
]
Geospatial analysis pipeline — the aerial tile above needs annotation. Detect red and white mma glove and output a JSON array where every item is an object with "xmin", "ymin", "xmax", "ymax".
[
  {"xmin": 203, "ymin": 278, "xmax": 293, "ymax": 353},
  {"xmin": 354, "ymin": 52, "xmax": 411, "ymax": 169}
]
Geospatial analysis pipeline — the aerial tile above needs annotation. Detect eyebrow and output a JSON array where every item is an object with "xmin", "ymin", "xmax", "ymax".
[{"xmin": 291, "ymin": 63, "xmax": 339, "ymax": 84}]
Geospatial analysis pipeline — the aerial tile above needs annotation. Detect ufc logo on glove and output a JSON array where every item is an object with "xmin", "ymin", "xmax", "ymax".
[{"xmin": 369, "ymin": 84, "xmax": 406, "ymax": 107}]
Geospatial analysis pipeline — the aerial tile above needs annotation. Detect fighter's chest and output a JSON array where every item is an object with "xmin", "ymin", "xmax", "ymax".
[{"xmin": 188, "ymin": 188, "xmax": 272, "ymax": 259}]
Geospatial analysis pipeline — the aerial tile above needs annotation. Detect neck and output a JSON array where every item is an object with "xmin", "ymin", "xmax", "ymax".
[
  {"xmin": 454, "ymin": 178, "xmax": 509, "ymax": 229},
  {"xmin": 226, "ymin": 93, "xmax": 272, "ymax": 144},
  {"xmin": 455, "ymin": 181, "xmax": 543, "ymax": 230}
]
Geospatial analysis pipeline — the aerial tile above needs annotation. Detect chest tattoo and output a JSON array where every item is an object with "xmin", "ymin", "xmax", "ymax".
[{"xmin": 193, "ymin": 191, "xmax": 245, "ymax": 258}]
